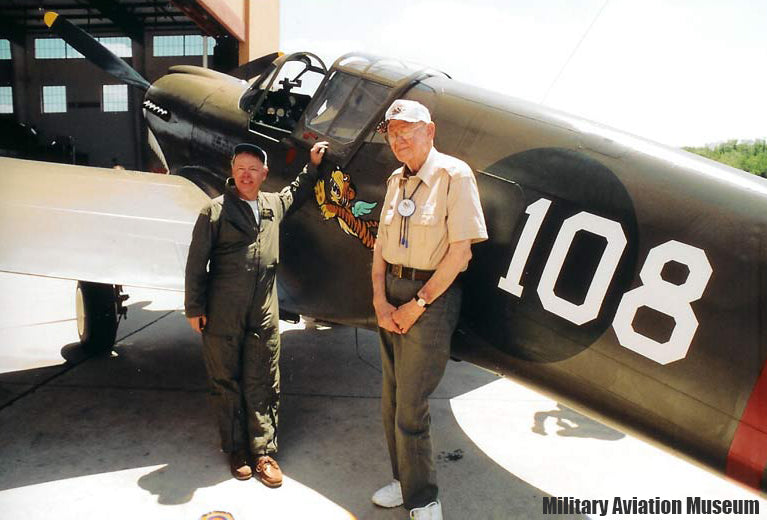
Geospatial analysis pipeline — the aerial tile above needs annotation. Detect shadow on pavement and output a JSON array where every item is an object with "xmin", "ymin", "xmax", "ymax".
[
  {"xmin": 532, "ymin": 403, "xmax": 625, "ymax": 440},
  {"xmin": 0, "ymin": 298, "xmax": 584, "ymax": 519}
]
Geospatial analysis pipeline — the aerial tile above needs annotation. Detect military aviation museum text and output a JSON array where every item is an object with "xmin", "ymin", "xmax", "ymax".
[{"xmin": 542, "ymin": 496, "xmax": 759, "ymax": 516}]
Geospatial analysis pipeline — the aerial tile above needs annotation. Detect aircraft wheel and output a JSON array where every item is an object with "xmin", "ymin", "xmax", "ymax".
[{"xmin": 76, "ymin": 281, "xmax": 119, "ymax": 355}]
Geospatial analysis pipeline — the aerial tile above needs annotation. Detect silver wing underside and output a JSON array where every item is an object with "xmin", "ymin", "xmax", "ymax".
[{"xmin": 0, "ymin": 158, "xmax": 210, "ymax": 291}]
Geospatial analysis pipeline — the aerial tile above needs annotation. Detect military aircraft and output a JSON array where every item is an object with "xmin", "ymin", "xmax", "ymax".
[{"xmin": 1, "ymin": 12, "xmax": 765, "ymax": 498}]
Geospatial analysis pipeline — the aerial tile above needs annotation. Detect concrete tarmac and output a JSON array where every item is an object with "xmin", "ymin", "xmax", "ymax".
[{"xmin": 0, "ymin": 273, "xmax": 763, "ymax": 519}]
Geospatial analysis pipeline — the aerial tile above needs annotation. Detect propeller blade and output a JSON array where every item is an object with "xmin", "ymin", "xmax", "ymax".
[
  {"xmin": 44, "ymin": 11, "xmax": 151, "ymax": 91},
  {"xmin": 227, "ymin": 52, "xmax": 282, "ymax": 80}
]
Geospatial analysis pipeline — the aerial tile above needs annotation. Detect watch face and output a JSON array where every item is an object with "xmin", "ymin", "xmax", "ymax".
[{"xmin": 417, "ymin": 298, "xmax": 427, "ymax": 307}]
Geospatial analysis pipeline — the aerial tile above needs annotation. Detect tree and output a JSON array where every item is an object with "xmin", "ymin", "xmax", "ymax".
[{"xmin": 684, "ymin": 139, "xmax": 767, "ymax": 177}]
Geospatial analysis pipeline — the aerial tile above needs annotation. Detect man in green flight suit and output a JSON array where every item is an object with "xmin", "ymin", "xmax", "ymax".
[{"xmin": 185, "ymin": 141, "xmax": 327, "ymax": 487}]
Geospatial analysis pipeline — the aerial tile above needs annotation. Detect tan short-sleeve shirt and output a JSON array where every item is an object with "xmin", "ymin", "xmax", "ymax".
[{"xmin": 377, "ymin": 147, "xmax": 488, "ymax": 270}]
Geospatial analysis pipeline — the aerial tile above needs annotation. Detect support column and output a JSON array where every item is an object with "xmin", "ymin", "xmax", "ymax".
[
  {"xmin": 194, "ymin": 0, "xmax": 279, "ymax": 65},
  {"xmin": 10, "ymin": 39, "xmax": 28, "ymax": 123},
  {"xmin": 238, "ymin": 0, "xmax": 280, "ymax": 65},
  {"xmin": 132, "ymin": 36, "xmax": 147, "ymax": 170}
]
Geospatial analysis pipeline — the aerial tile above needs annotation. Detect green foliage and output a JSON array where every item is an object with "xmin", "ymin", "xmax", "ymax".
[{"xmin": 684, "ymin": 139, "xmax": 767, "ymax": 177}]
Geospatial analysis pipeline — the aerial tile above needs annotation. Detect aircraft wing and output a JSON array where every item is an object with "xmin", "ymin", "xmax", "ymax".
[{"xmin": 0, "ymin": 158, "xmax": 210, "ymax": 291}]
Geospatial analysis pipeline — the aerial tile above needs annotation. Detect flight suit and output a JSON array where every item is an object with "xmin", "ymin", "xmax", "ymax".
[{"xmin": 185, "ymin": 164, "xmax": 318, "ymax": 456}]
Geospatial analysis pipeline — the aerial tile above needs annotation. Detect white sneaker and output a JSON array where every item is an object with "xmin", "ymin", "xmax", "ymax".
[
  {"xmin": 371, "ymin": 480, "xmax": 403, "ymax": 508},
  {"xmin": 410, "ymin": 500, "xmax": 442, "ymax": 520}
]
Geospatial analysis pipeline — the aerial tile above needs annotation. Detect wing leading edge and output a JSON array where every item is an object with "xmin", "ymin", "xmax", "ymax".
[{"xmin": 0, "ymin": 158, "xmax": 210, "ymax": 291}]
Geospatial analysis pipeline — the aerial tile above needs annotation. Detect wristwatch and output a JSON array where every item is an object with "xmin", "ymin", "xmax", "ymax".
[{"xmin": 416, "ymin": 297, "xmax": 429, "ymax": 308}]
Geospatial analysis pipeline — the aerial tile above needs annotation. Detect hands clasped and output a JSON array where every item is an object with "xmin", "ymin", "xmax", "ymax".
[{"xmin": 375, "ymin": 298, "xmax": 425, "ymax": 335}]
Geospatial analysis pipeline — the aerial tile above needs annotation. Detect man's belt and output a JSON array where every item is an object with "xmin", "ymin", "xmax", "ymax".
[{"xmin": 387, "ymin": 263, "xmax": 434, "ymax": 281}]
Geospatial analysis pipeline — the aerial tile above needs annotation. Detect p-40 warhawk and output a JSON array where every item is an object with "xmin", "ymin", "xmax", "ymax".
[{"xmin": 0, "ymin": 12, "xmax": 765, "ymax": 497}]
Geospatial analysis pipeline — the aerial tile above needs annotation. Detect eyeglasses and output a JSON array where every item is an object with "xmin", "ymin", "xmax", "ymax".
[{"xmin": 385, "ymin": 123, "xmax": 424, "ymax": 144}]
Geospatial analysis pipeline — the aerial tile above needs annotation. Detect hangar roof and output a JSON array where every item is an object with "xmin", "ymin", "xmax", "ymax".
[{"xmin": 0, "ymin": 0, "xmax": 234, "ymax": 45}]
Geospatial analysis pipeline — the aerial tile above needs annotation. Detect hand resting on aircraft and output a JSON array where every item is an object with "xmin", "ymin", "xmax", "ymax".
[{"xmin": 309, "ymin": 141, "xmax": 329, "ymax": 166}]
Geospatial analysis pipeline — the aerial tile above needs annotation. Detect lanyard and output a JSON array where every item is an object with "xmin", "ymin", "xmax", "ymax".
[{"xmin": 398, "ymin": 177, "xmax": 423, "ymax": 248}]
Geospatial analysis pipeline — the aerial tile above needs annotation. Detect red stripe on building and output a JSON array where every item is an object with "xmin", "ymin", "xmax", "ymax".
[{"xmin": 726, "ymin": 360, "xmax": 767, "ymax": 490}]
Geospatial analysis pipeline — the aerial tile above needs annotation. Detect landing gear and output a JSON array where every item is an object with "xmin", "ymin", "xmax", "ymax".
[{"xmin": 75, "ymin": 281, "xmax": 128, "ymax": 355}]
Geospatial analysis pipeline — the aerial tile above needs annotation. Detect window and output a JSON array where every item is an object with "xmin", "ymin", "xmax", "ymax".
[
  {"xmin": 0, "ymin": 87, "xmax": 12, "ymax": 113},
  {"xmin": 306, "ymin": 72, "xmax": 391, "ymax": 143},
  {"xmin": 307, "ymin": 73, "xmax": 356, "ymax": 135},
  {"xmin": 153, "ymin": 35, "xmax": 216, "ymax": 57},
  {"xmin": 0, "ymin": 40, "xmax": 10, "ymax": 60},
  {"xmin": 99, "ymin": 37, "xmax": 132, "ymax": 58},
  {"xmin": 103, "ymin": 84, "xmax": 128, "ymax": 112},
  {"xmin": 243, "ymin": 55, "xmax": 327, "ymax": 133},
  {"xmin": 34, "ymin": 38, "xmax": 131, "ymax": 59},
  {"xmin": 66, "ymin": 43, "xmax": 84, "ymax": 59},
  {"xmin": 35, "ymin": 38, "xmax": 66, "ymax": 59},
  {"xmin": 154, "ymin": 35, "xmax": 183, "ymax": 57},
  {"xmin": 184, "ymin": 35, "xmax": 204, "ymax": 56},
  {"xmin": 34, "ymin": 38, "xmax": 87, "ymax": 59},
  {"xmin": 42, "ymin": 86, "xmax": 67, "ymax": 113}
]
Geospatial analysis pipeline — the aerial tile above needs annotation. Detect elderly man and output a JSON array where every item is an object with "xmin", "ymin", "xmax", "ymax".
[
  {"xmin": 371, "ymin": 100, "xmax": 487, "ymax": 519},
  {"xmin": 185, "ymin": 141, "xmax": 327, "ymax": 487}
]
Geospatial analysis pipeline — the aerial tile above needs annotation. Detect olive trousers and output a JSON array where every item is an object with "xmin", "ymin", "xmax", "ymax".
[
  {"xmin": 379, "ymin": 272, "xmax": 462, "ymax": 509},
  {"xmin": 201, "ymin": 323, "xmax": 280, "ymax": 456}
]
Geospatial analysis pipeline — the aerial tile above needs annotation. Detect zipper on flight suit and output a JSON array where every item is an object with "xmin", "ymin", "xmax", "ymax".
[{"xmin": 244, "ymin": 198, "xmax": 263, "ymax": 333}]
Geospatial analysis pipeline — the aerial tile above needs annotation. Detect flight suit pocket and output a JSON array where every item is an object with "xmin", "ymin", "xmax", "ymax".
[
  {"xmin": 259, "ymin": 262, "xmax": 278, "ymax": 288},
  {"xmin": 205, "ymin": 285, "xmax": 248, "ymax": 335}
]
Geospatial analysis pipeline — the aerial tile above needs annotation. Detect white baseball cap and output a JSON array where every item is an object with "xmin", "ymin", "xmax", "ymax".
[{"xmin": 384, "ymin": 99, "xmax": 432, "ymax": 124}]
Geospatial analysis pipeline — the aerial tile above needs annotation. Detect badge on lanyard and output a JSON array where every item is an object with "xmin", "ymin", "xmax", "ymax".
[{"xmin": 397, "ymin": 198, "xmax": 416, "ymax": 217}]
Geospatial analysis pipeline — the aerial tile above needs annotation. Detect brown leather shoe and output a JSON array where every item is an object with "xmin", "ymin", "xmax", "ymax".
[
  {"xmin": 254, "ymin": 455, "xmax": 282, "ymax": 488},
  {"xmin": 229, "ymin": 450, "xmax": 252, "ymax": 481}
]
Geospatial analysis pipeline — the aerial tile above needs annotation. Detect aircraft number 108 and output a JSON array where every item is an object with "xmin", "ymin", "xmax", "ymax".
[{"xmin": 497, "ymin": 198, "xmax": 712, "ymax": 365}]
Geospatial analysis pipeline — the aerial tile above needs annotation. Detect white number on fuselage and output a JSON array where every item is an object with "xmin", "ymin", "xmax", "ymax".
[{"xmin": 497, "ymin": 197, "xmax": 713, "ymax": 364}]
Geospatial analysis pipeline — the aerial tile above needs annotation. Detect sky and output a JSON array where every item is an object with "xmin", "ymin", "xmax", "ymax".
[{"xmin": 279, "ymin": 0, "xmax": 766, "ymax": 148}]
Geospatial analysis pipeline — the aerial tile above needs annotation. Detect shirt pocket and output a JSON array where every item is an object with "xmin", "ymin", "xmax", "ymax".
[
  {"xmin": 407, "ymin": 203, "xmax": 446, "ymax": 265},
  {"xmin": 382, "ymin": 208, "xmax": 395, "ymax": 226},
  {"xmin": 414, "ymin": 203, "xmax": 441, "ymax": 226}
]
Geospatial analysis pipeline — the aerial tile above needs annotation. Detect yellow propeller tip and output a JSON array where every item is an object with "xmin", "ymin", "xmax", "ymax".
[{"xmin": 44, "ymin": 12, "xmax": 59, "ymax": 28}]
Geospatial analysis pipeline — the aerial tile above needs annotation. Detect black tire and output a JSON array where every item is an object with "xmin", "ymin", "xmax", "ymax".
[{"xmin": 76, "ymin": 281, "xmax": 118, "ymax": 355}]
